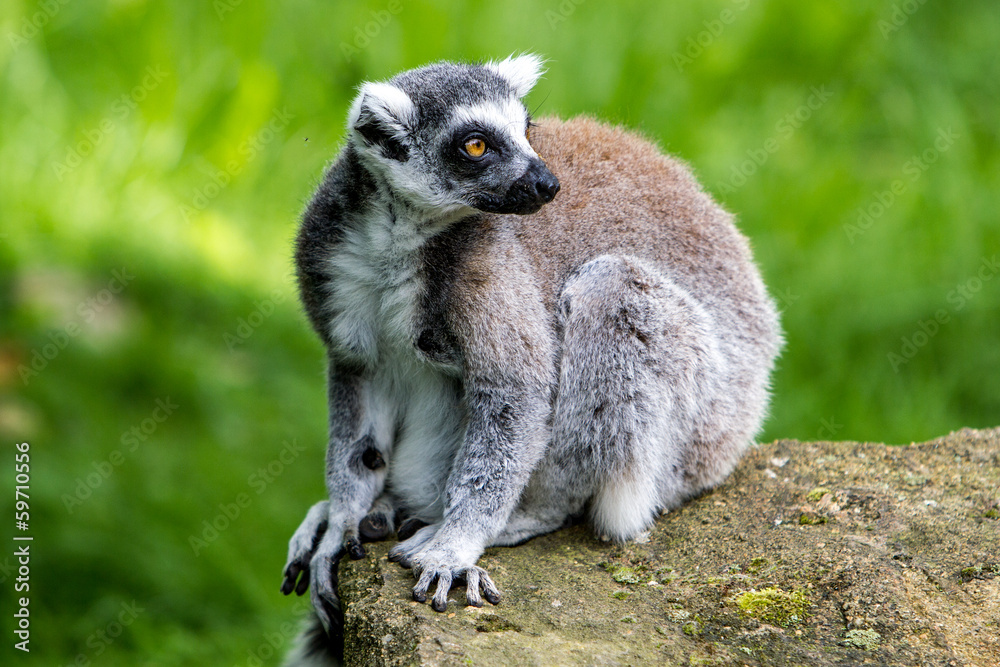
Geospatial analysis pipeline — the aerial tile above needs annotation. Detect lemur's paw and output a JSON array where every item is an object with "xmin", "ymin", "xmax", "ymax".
[
  {"xmin": 413, "ymin": 561, "xmax": 501, "ymax": 612},
  {"xmin": 390, "ymin": 528, "xmax": 500, "ymax": 612},
  {"xmin": 281, "ymin": 500, "xmax": 330, "ymax": 596}
]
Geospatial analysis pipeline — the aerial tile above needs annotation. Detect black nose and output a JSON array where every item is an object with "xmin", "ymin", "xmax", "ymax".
[
  {"xmin": 534, "ymin": 171, "xmax": 560, "ymax": 202},
  {"xmin": 489, "ymin": 160, "xmax": 561, "ymax": 215}
]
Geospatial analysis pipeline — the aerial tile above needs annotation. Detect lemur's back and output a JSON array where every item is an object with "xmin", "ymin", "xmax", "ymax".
[{"xmin": 499, "ymin": 116, "xmax": 779, "ymax": 365}]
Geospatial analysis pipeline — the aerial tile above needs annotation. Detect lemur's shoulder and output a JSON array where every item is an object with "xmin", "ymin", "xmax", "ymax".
[{"xmin": 424, "ymin": 216, "xmax": 554, "ymax": 377}]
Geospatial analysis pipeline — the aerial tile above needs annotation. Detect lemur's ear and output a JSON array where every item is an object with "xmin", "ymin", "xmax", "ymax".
[
  {"xmin": 347, "ymin": 82, "xmax": 415, "ymax": 161},
  {"xmin": 486, "ymin": 54, "xmax": 546, "ymax": 99}
]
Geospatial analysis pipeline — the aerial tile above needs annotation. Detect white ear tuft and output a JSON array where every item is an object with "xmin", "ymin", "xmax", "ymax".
[
  {"xmin": 486, "ymin": 53, "xmax": 546, "ymax": 98},
  {"xmin": 346, "ymin": 81, "xmax": 415, "ymax": 138}
]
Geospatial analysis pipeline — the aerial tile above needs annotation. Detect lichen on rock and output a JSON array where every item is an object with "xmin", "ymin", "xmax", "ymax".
[{"xmin": 844, "ymin": 628, "xmax": 881, "ymax": 650}]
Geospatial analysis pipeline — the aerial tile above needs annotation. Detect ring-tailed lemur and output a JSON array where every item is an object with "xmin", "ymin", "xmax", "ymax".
[{"xmin": 279, "ymin": 55, "xmax": 782, "ymax": 665}]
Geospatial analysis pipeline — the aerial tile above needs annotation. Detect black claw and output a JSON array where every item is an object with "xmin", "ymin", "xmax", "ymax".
[
  {"xmin": 484, "ymin": 590, "xmax": 501, "ymax": 605},
  {"xmin": 359, "ymin": 513, "xmax": 390, "ymax": 541},
  {"xmin": 294, "ymin": 568, "xmax": 310, "ymax": 596},
  {"xmin": 346, "ymin": 537, "xmax": 365, "ymax": 560},
  {"xmin": 413, "ymin": 589, "xmax": 427, "ymax": 603},
  {"xmin": 397, "ymin": 517, "xmax": 428, "ymax": 541},
  {"xmin": 281, "ymin": 563, "xmax": 300, "ymax": 595},
  {"xmin": 468, "ymin": 598, "xmax": 483, "ymax": 608},
  {"xmin": 432, "ymin": 598, "xmax": 447, "ymax": 612}
]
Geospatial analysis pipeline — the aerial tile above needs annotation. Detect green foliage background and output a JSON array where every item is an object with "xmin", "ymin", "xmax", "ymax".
[{"xmin": 1, "ymin": 0, "xmax": 997, "ymax": 663}]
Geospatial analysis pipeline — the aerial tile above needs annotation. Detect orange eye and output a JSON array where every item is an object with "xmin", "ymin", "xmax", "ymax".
[
  {"xmin": 525, "ymin": 125, "xmax": 532, "ymax": 142},
  {"xmin": 463, "ymin": 137, "xmax": 486, "ymax": 158}
]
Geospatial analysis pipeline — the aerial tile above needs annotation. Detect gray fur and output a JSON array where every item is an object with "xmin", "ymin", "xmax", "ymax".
[{"xmin": 280, "ymin": 55, "xmax": 782, "ymax": 665}]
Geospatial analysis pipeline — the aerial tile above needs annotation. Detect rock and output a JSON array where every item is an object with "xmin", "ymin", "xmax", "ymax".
[{"xmin": 338, "ymin": 428, "xmax": 1000, "ymax": 666}]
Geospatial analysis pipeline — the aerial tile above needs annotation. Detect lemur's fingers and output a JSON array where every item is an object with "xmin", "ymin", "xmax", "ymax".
[
  {"xmin": 282, "ymin": 500, "xmax": 330, "ymax": 595},
  {"xmin": 387, "ymin": 549, "xmax": 412, "ymax": 568},
  {"xmin": 431, "ymin": 571, "xmax": 453, "ymax": 612},
  {"xmin": 280, "ymin": 562, "xmax": 302, "ymax": 595},
  {"xmin": 464, "ymin": 568, "xmax": 483, "ymax": 608},
  {"xmin": 412, "ymin": 568, "xmax": 436, "ymax": 603},
  {"xmin": 294, "ymin": 564, "xmax": 310, "ymax": 596},
  {"xmin": 476, "ymin": 567, "xmax": 502, "ymax": 605}
]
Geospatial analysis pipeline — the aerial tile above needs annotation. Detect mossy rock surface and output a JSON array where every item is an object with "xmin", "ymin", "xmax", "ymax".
[{"xmin": 338, "ymin": 428, "xmax": 1000, "ymax": 666}]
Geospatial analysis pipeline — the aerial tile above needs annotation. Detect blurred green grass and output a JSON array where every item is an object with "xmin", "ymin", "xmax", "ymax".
[{"xmin": 1, "ymin": 0, "xmax": 997, "ymax": 663}]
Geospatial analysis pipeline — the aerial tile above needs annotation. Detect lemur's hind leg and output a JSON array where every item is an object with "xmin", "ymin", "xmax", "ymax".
[{"xmin": 497, "ymin": 255, "xmax": 727, "ymax": 545}]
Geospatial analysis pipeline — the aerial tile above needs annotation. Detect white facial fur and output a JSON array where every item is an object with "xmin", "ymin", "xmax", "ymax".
[
  {"xmin": 346, "ymin": 81, "xmax": 416, "ymax": 137},
  {"xmin": 451, "ymin": 97, "xmax": 537, "ymax": 157},
  {"xmin": 484, "ymin": 54, "xmax": 546, "ymax": 99}
]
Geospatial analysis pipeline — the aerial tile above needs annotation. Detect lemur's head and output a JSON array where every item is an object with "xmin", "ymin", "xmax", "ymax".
[{"xmin": 346, "ymin": 55, "xmax": 560, "ymax": 217}]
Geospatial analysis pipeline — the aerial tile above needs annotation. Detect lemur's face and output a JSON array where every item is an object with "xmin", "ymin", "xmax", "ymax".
[{"xmin": 346, "ymin": 55, "xmax": 560, "ymax": 217}]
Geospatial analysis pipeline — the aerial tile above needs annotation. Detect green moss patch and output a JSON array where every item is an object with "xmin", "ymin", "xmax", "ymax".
[
  {"xmin": 735, "ymin": 587, "xmax": 810, "ymax": 627},
  {"xmin": 799, "ymin": 512, "xmax": 829, "ymax": 525},
  {"xmin": 605, "ymin": 563, "xmax": 643, "ymax": 584},
  {"xmin": 807, "ymin": 487, "xmax": 832, "ymax": 502},
  {"xmin": 959, "ymin": 563, "xmax": 1000, "ymax": 582}
]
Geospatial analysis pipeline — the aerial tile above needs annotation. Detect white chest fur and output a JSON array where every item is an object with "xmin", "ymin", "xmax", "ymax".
[
  {"xmin": 324, "ymin": 205, "xmax": 466, "ymax": 521},
  {"xmin": 325, "ymin": 205, "xmax": 428, "ymax": 365}
]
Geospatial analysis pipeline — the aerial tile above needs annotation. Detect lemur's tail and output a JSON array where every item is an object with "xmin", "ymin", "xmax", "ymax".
[{"xmin": 282, "ymin": 612, "xmax": 343, "ymax": 667}]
